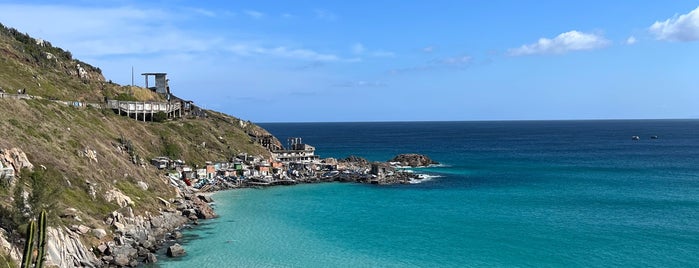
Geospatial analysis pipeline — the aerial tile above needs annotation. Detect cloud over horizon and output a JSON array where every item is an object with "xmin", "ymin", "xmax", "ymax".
[
  {"xmin": 508, "ymin": 30, "xmax": 610, "ymax": 56},
  {"xmin": 649, "ymin": 6, "xmax": 699, "ymax": 42}
]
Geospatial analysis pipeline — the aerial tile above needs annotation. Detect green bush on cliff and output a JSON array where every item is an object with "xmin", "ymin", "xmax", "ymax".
[
  {"xmin": 13, "ymin": 168, "xmax": 61, "ymax": 224},
  {"xmin": 153, "ymin": 111, "xmax": 168, "ymax": 122}
]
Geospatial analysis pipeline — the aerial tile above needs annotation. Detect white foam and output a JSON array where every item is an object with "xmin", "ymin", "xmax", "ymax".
[
  {"xmin": 409, "ymin": 163, "xmax": 451, "ymax": 169},
  {"xmin": 409, "ymin": 174, "xmax": 443, "ymax": 184}
]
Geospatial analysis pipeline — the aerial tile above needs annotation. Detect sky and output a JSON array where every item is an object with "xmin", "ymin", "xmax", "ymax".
[{"xmin": 0, "ymin": 1, "xmax": 698, "ymax": 122}]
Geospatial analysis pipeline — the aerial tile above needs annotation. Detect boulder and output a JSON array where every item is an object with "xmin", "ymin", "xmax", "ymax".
[
  {"xmin": 61, "ymin": 207, "xmax": 79, "ymax": 218},
  {"xmin": 389, "ymin": 154, "xmax": 438, "ymax": 167},
  {"xmin": 92, "ymin": 228, "xmax": 107, "ymax": 239},
  {"xmin": 104, "ymin": 189, "xmax": 134, "ymax": 208},
  {"xmin": 343, "ymin": 155, "xmax": 368, "ymax": 164},
  {"xmin": 146, "ymin": 253, "xmax": 158, "ymax": 263},
  {"xmin": 167, "ymin": 243, "xmax": 186, "ymax": 257},
  {"xmin": 137, "ymin": 181, "xmax": 149, "ymax": 191},
  {"xmin": 197, "ymin": 194, "xmax": 214, "ymax": 203},
  {"xmin": 1, "ymin": 147, "xmax": 34, "ymax": 173},
  {"xmin": 170, "ymin": 231, "xmax": 183, "ymax": 240},
  {"xmin": 75, "ymin": 225, "xmax": 90, "ymax": 234},
  {"xmin": 113, "ymin": 255, "xmax": 130, "ymax": 267},
  {"xmin": 96, "ymin": 244, "xmax": 108, "ymax": 255},
  {"xmin": 192, "ymin": 198, "xmax": 216, "ymax": 219}
]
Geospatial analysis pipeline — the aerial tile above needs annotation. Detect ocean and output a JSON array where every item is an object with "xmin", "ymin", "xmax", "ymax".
[{"xmin": 157, "ymin": 120, "xmax": 699, "ymax": 267}]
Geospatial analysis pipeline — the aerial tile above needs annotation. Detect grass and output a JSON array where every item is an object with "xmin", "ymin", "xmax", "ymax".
[{"xmin": 0, "ymin": 25, "xmax": 280, "ymax": 257}]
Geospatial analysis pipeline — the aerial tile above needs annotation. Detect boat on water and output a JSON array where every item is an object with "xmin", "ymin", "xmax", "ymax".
[
  {"xmin": 631, "ymin": 136, "xmax": 640, "ymax": 140},
  {"xmin": 650, "ymin": 135, "xmax": 659, "ymax": 139}
]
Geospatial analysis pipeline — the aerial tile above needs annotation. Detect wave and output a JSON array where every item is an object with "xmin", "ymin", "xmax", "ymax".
[
  {"xmin": 409, "ymin": 174, "xmax": 443, "ymax": 184},
  {"xmin": 408, "ymin": 163, "xmax": 452, "ymax": 169}
]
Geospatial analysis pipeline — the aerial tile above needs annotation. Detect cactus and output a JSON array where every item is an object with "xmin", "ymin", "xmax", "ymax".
[
  {"xmin": 20, "ymin": 221, "xmax": 35, "ymax": 268},
  {"xmin": 19, "ymin": 210, "xmax": 48, "ymax": 268},
  {"xmin": 34, "ymin": 210, "xmax": 47, "ymax": 268}
]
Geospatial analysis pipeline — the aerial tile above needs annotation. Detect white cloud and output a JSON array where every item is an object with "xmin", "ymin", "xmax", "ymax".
[
  {"xmin": 228, "ymin": 45, "xmax": 342, "ymax": 61},
  {"xmin": 244, "ymin": 9, "xmax": 264, "ymax": 19},
  {"xmin": 649, "ymin": 6, "xmax": 699, "ymax": 41},
  {"xmin": 626, "ymin": 36, "xmax": 637, "ymax": 45},
  {"xmin": 0, "ymin": 3, "xmax": 352, "ymax": 64},
  {"xmin": 508, "ymin": 30, "xmax": 610, "ymax": 56},
  {"xmin": 422, "ymin": 46, "xmax": 435, "ymax": 53}
]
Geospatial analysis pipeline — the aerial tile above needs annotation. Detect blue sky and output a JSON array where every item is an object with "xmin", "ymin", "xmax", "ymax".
[{"xmin": 1, "ymin": 1, "xmax": 698, "ymax": 122}]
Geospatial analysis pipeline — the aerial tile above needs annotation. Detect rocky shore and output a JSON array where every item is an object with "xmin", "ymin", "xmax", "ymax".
[
  {"xmin": 2, "ymin": 153, "xmax": 436, "ymax": 267},
  {"xmin": 43, "ymin": 187, "xmax": 217, "ymax": 267},
  {"xmin": 195, "ymin": 154, "xmax": 438, "ymax": 192}
]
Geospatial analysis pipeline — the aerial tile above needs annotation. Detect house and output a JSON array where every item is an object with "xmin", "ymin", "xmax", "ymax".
[
  {"xmin": 370, "ymin": 162, "xmax": 395, "ymax": 179},
  {"xmin": 196, "ymin": 168, "xmax": 207, "ymax": 179},
  {"xmin": 151, "ymin": 157, "xmax": 170, "ymax": 169},
  {"xmin": 256, "ymin": 162, "xmax": 271, "ymax": 176},
  {"xmin": 272, "ymin": 138, "xmax": 320, "ymax": 163},
  {"xmin": 205, "ymin": 164, "xmax": 216, "ymax": 179},
  {"xmin": 141, "ymin": 73, "xmax": 169, "ymax": 94}
]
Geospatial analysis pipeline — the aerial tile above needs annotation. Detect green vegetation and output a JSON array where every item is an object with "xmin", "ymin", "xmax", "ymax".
[
  {"xmin": 1, "ymin": 251, "xmax": 17, "ymax": 268},
  {"xmin": 0, "ymin": 21, "xmax": 281, "ymax": 264},
  {"xmin": 153, "ymin": 111, "xmax": 168, "ymax": 122},
  {"xmin": 20, "ymin": 210, "xmax": 47, "ymax": 268}
]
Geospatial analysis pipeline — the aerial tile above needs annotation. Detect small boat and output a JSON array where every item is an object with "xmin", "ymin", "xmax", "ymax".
[
  {"xmin": 631, "ymin": 136, "xmax": 640, "ymax": 140},
  {"xmin": 650, "ymin": 136, "xmax": 659, "ymax": 139}
]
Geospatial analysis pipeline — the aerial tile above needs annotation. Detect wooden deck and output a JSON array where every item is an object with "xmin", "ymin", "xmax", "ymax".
[{"xmin": 106, "ymin": 100, "xmax": 182, "ymax": 121}]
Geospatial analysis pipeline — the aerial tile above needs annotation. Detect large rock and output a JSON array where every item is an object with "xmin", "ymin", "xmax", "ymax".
[
  {"xmin": 137, "ymin": 181, "xmax": 149, "ymax": 191},
  {"xmin": 1, "ymin": 147, "xmax": 34, "ymax": 173},
  {"xmin": 45, "ymin": 227, "xmax": 100, "ymax": 268},
  {"xmin": 146, "ymin": 253, "xmax": 158, "ymax": 263},
  {"xmin": 389, "ymin": 154, "xmax": 438, "ymax": 167},
  {"xmin": 167, "ymin": 243, "xmax": 186, "ymax": 257},
  {"xmin": 105, "ymin": 189, "xmax": 135, "ymax": 208},
  {"xmin": 197, "ymin": 194, "xmax": 214, "ymax": 203},
  {"xmin": 92, "ymin": 228, "xmax": 107, "ymax": 239},
  {"xmin": 343, "ymin": 155, "xmax": 368, "ymax": 164},
  {"xmin": 192, "ymin": 198, "xmax": 216, "ymax": 219},
  {"xmin": 61, "ymin": 207, "xmax": 79, "ymax": 218}
]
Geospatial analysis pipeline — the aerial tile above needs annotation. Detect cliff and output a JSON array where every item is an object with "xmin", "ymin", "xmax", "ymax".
[{"xmin": 0, "ymin": 22, "xmax": 281, "ymax": 266}]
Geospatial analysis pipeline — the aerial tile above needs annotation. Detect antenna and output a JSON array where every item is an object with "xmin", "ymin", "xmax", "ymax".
[{"xmin": 131, "ymin": 66, "xmax": 134, "ymax": 87}]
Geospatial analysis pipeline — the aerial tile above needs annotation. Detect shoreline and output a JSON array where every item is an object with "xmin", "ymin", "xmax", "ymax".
[{"xmin": 98, "ymin": 154, "xmax": 438, "ymax": 266}]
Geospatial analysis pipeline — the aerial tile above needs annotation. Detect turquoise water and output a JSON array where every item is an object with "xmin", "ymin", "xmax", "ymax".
[{"xmin": 159, "ymin": 121, "xmax": 699, "ymax": 267}]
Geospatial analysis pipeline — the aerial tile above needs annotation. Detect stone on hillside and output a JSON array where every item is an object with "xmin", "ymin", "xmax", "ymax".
[
  {"xmin": 104, "ymin": 189, "xmax": 134, "ymax": 208},
  {"xmin": 97, "ymin": 244, "xmax": 108, "ymax": 254},
  {"xmin": 61, "ymin": 207, "xmax": 79, "ymax": 218},
  {"xmin": 92, "ymin": 228, "xmax": 107, "ymax": 239},
  {"xmin": 1, "ymin": 147, "xmax": 34, "ymax": 173},
  {"xmin": 137, "ymin": 181, "xmax": 149, "ymax": 191},
  {"xmin": 75, "ymin": 225, "xmax": 90, "ymax": 234},
  {"xmin": 166, "ymin": 243, "xmax": 186, "ymax": 257},
  {"xmin": 389, "ymin": 154, "xmax": 438, "ymax": 167}
]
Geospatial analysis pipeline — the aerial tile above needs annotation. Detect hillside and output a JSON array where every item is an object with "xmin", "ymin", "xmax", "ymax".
[{"xmin": 0, "ymin": 23, "xmax": 281, "ymax": 266}]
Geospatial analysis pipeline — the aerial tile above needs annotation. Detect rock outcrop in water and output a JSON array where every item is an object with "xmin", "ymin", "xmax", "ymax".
[{"xmin": 389, "ymin": 154, "xmax": 438, "ymax": 167}]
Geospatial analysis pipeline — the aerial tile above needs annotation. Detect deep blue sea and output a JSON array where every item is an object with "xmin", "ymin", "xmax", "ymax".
[{"xmin": 158, "ymin": 120, "xmax": 699, "ymax": 267}]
